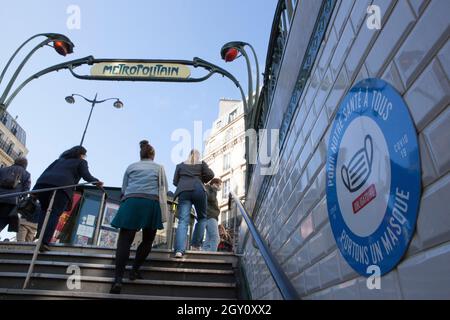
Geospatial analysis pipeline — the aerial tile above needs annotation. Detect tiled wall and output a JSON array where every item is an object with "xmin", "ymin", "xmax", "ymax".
[{"xmin": 242, "ymin": 0, "xmax": 450, "ymax": 299}]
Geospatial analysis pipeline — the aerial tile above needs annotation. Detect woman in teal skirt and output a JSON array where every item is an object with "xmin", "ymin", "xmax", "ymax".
[{"xmin": 110, "ymin": 140, "xmax": 168, "ymax": 294}]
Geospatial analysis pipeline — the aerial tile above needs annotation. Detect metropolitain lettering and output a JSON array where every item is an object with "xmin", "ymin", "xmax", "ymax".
[{"xmin": 102, "ymin": 63, "xmax": 182, "ymax": 77}]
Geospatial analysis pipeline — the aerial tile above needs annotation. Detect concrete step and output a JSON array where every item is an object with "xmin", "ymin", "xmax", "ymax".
[
  {"xmin": 0, "ymin": 243, "xmax": 237, "ymax": 264},
  {"xmin": 0, "ymin": 288, "xmax": 234, "ymax": 300},
  {"xmin": 0, "ymin": 250, "xmax": 235, "ymax": 271},
  {"xmin": 0, "ymin": 272, "xmax": 237, "ymax": 299},
  {"xmin": 0, "ymin": 259, "xmax": 235, "ymax": 283}
]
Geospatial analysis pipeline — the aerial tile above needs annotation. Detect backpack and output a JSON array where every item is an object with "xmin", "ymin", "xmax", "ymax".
[
  {"xmin": 0, "ymin": 165, "xmax": 22, "ymax": 189},
  {"xmin": 17, "ymin": 196, "xmax": 38, "ymax": 221}
]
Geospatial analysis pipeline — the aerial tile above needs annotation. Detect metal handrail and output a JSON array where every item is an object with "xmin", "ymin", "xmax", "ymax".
[
  {"xmin": 0, "ymin": 181, "xmax": 105, "ymax": 289},
  {"xmin": 228, "ymin": 191, "xmax": 299, "ymax": 300},
  {"xmin": 0, "ymin": 181, "xmax": 103, "ymax": 199}
]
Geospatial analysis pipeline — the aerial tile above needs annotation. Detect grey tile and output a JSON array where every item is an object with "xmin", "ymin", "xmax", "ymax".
[
  {"xmin": 407, "ymin": 0, "xmax": 430, "ymax": 18},
  {"xmin": 437, "ymin": 40, "xmax": 450, "ymax": 82},
  {"xmin": 416, "ymin": 172, "xmax": 450, "ymax": 249},
  {"xmin": 423, "ymin": 107, "xmax": 450, "ymax": 175},
  {"xmin": 366, "ymin": 0, "xmax": 416, "ymax": 77},
  {"xmin": 404, "ymin": 59, "xmax": 450, "ymax": 131},
  {"xmin": 418, "ymin": 133, "xmax": 438, "ymax": 187},
  {"xmin": 398, "ymin": 242, "xmax": 450, "ymax": 299},
  {"xmin": 395, "ymin": 0, "xmax": 450, "ymax": 87}
]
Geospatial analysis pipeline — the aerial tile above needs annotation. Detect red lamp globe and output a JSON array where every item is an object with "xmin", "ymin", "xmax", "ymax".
[
  {"xmin": 224, "ymin": 48, "xmax": 239, "ymax": 62},
  {"xmin": 53, "ymin": 40, "xmax": 73, "ymax": 56}
]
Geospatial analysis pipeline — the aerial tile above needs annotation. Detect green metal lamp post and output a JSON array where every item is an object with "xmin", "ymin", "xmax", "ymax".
[
  {"xmin": 65, "ymin": 93, "xmax": 123, "ymax": 146},
  {"xmin": 0, "ymin": 33, "xmax": 74, "ymax": 113},
  {"xmin": 220, "ymin": 41, "xmax": 261, "ymax": 115},
  {"xmin": 220, "ymin": 41, "xmax": 261, "ymax": 190}
]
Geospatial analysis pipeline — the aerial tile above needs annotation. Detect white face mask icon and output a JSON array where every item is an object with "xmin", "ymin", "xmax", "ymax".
[{"xmin": 341, "ymin": 135, "xmax": 373, "ymax": 193}]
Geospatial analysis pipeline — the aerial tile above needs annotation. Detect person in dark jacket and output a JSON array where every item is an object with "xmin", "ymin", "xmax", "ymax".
[
  {"xmin": 33, "ymin": 146, "xmax": 103, "ymax": 251},
  {"xmin": 17, "ymin": 199, "xmax": 41, "ymax": 242},
  {"xmin": 173, "ymin": 149, "xmax": 214, "ymax": 257},
  {"xmin": 0, "ymin": 157, "xmax": 31, "ymax": 233},
  {"xmin": 201, "ymin": 178, "xmax": 222, "ymax": 252}
]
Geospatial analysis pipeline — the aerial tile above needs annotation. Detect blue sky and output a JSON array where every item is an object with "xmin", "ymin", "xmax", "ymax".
[{"xmin": 0, "ymin": 0, "xmax": 277, "ymax": 239}]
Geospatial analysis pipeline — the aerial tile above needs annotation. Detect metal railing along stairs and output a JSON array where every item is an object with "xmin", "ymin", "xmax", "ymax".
[
  {"xmin": 228, "ymin": 191, "xmax": 300, "ymax": 300},
  {"xmin": 0, "ymin": 181, "xmax": 105, "ymax": 289}
]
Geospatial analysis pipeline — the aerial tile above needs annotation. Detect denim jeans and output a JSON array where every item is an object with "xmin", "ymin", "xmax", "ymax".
[
  {"xmin": 202, "ymin": 218, "xmax": 219, "ymax": 252},
  {"xmin": 174, "ymin": 183, "xmax": 207, "ymax": 253}
]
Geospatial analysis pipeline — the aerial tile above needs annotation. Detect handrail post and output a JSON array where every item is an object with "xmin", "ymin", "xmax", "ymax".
[
  {"xmin": 92, "ymin": 191, "xmax": 107, "ymax": 246},
  {"xmin": 233, "ymin": 201, "xmax": 238, "ymax": 254},
  {"xmin": 23, "ymin": 190, "xmax": 57, "ymax": 289}
]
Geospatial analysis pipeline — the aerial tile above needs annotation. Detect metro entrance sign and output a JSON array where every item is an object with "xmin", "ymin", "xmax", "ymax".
[
  {"xmin": 90, "ymin": 62, "xmax": 191, "ymax": 80},
  {"xmin": 1, "ymin": 56, "xmax": 247, "ymax": 112},
  {"xmin": 326, "ymin": 78, "xmax": 421, "ymax": 277}
]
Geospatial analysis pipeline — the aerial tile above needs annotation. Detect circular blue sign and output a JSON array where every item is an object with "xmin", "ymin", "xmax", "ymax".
[{"xmin": 326, "ymin": 78, "xmax": 421, "ymax": 277}]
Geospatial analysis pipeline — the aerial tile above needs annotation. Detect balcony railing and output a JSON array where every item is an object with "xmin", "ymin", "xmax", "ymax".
[
  {"xmin": 0, "ymin": 133, "xmax": 21, "ymax": 160},
  {"xmin": 0, "ymin": 110, "xmax": 27, "ymax": 145}
]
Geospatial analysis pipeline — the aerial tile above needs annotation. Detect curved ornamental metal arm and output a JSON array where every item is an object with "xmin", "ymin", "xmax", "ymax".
[
  {"xmin": 69, "ymin": 94, "xmax": 121, "ymax": 105},
  {"xmin": 3, "ymin": 56, "xmax": 247, "ymax": 113},
  {"xmin": 228, "ymin": 191, "xmax": 300, "ymax": 300},
  {"xmin": 2, "ymin": 56, "xmax": 95, "ymax": 109},
  {"xmin": 0, "ymin": 33, "xmax": 72, "ymax": 86},
  {"xmin": 0, "ymin": 33, "xmax": 46, "ymax": 85},
  {"xmin": 0, "ymin": 33, "xmax": 74, "ymax": 107}
]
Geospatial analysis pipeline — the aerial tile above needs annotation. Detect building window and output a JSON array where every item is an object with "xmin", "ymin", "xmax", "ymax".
[
  {"xmin": 229, "ymin": 109, "xmax": 237, "ymax": 123},
  {"xmin": 7, "ymin": 143, "xmax": 14, "ymax": 155},
  {"xmin": 221, "ymin": 210, "xmax": 230, "ymax": 228},
  {"xmin": 223, "ymin": 153, "xmax": 230, "ymax": 171},
  {"xmin": 222, "ymin": 179, "xmax": 230, "ymax": 199},
  {"xmin": 225, "ymin": 210, "xmax": 230, "ymax": 228},
  {"xmin": 225, "ymin": 129, "xmax": 233, "ymax": 143}
]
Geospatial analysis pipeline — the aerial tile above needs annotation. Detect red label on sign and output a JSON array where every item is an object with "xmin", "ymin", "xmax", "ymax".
[{"xmin": 352, "ymin": 184, "xmax": 377, "ymax": 214}]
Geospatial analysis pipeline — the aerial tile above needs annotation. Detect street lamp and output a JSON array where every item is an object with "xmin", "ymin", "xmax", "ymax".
[
  {"xmin": 220, "ymin": 41, "xmax": 261, "ymax": 190},
  {"xmin": 220, "ymin": 41, "xmax": 260, "ymax": 114},
  {"xmin": 65, "ymin": 93, "xmax": 123, "ymax": 146},
  {"xmin": 0, "ymin": 33, "xmax": 74, "ymax": 112}
]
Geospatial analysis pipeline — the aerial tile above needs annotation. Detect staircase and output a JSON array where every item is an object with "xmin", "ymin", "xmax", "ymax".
[{"xmin": 0, "ymin": 243, "xmax": 240, "ymax": 300}]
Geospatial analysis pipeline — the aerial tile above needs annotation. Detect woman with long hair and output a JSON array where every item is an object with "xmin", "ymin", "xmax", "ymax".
[
  {"xmin": 218, "ymin": 224, "xmax": 233, "ymax": 252},
  {"xmin": 173, "ymin": 149, "xmax": 214, "ymax": 258},
  {"xmin": 34, "ymin": 146, "xmax": 103, "ymax": 252},
  {"xmin": 110, "ymin": 140, "xmax": 168, "ymax": 294}
]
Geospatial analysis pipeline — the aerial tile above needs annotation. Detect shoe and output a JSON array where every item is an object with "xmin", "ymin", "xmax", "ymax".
[
  {"xmin": 175, "ymin": 252, "xmax": 183, "ymax": 258},
  {"xmin": 39, "ymin": 244, "xmax": 50, "ymax": 253},
  {"xmin": 190, "ymin": 246, "xmax": 201, "ymax": 251},
  {"xmin": 110, "ymin": 279, "xmax": 122, "ymax": 294},
  {"xmin": 129, "ymin": 269, "xmax": 143, "ymax": 281}
]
